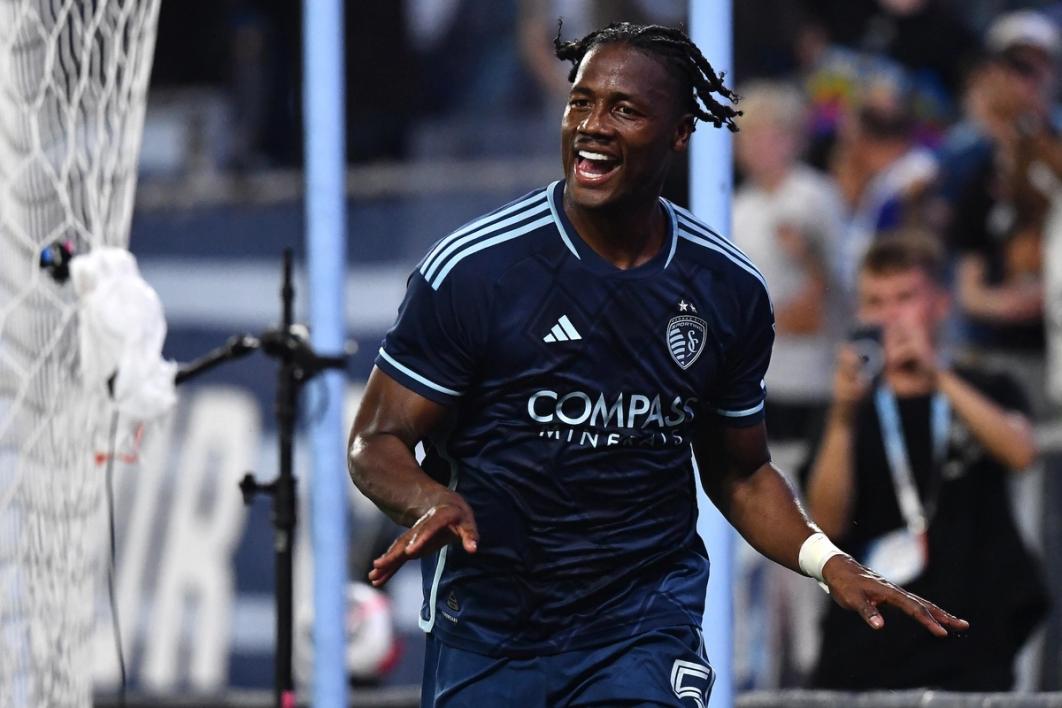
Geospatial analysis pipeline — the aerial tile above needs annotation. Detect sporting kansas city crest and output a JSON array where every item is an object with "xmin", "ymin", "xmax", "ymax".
[{"xmin": 667, "ymin": 301, "xmax": 708, "ymax": 370}]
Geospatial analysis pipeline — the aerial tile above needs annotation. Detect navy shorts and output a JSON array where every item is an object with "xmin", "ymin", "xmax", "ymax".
[{"xmin": 421, "ymin": 625, "xmax": 715, "ymax": 707}]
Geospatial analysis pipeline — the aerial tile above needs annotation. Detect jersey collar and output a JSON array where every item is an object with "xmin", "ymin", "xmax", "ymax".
[{"xmin": 546, "ymin": 180, "xmax": 679, "ymax": 275}]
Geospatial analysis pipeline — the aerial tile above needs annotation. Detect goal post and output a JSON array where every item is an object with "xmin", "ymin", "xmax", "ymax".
[
  {"xmin": 302, "ymin": 0, "xmax": 350, "ymax": 705},
  {"xmin": 689, "ymin": 2, "xmax": 737, "ymax": 706},
  {"xmin": 0, "ymin": 1, "xmax": 160, "ymax": 705}
]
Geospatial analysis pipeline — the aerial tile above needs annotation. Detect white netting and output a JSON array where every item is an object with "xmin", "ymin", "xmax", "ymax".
[{"xmin": 0, "ymin": 0, "xmax": 160, "ymax": 705}]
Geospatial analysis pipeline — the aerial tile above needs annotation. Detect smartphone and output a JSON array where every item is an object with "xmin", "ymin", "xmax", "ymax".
[{"xmin": 847, "ymin": 324, "xmax": 883, "ymax": 378}]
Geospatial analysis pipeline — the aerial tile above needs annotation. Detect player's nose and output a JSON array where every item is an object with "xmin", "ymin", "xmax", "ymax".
[{"xmin": 579, "ymin": 102, "xmax": 614, "ymax": 138}]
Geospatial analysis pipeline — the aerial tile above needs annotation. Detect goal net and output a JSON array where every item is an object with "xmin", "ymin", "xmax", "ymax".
[{"xmin": 0, "ymin": 1, "xmax": 160, "ymax": 705}]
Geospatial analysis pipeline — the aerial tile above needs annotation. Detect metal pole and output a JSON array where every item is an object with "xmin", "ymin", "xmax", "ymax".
[
  {"xmin": 303, "ymin": 0, "xmax": 349, "ymax": 705},
  {"xmin": 689, "ymin": 2, "xmax": 736, "ymax": 706},
  {"xmin": 275, "ymin": 251, "xmax": 298, "ymax": 708}
]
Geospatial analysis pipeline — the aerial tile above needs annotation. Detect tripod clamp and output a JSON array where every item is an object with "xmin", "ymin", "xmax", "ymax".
[
  {"xmin": 236, "ymin": 321, "xmax": 348, "ymax": 512},
  {"xmin": 257, "ymin": 323, "xmax": 349, "ymax": 384},
  {"xmin": 239, "ymin": 473, "xmax": 275, "ymax": 506}
]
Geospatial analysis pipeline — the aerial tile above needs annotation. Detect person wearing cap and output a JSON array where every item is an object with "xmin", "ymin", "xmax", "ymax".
[
  {"xmin": 986, "ymin": 9, "xmax": 1061, "ymax": 83},
  {"xmin": 936, "ymin": 10, "xmax": 1062, "ymax": 415}
]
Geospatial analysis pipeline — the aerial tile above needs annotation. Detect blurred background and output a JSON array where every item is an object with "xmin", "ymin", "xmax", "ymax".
[{"xmin": 90, "ymin": 0, "xmax": 1062, "ymax": 701}]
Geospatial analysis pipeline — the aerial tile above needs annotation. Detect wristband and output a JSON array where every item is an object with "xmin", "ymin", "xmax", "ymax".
[{"xmin": 799, "ymin": 532, "xmax": 845, "ymax": 584}]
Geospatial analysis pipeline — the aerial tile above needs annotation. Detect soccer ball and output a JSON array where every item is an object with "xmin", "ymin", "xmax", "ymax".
[{"xmin": 295, "ymin": 581, "xmax": 399, "ymax": 686}]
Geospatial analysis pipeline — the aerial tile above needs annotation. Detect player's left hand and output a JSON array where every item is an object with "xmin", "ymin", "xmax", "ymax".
[{"xmin": 821, "ymin": 555, "xmax": 969, "ymax": 637}]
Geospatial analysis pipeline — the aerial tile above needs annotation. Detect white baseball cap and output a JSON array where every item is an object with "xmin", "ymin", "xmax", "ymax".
[{"xmin": 986, "ymin": 10, "xmax": 1060, "ymax": 57}]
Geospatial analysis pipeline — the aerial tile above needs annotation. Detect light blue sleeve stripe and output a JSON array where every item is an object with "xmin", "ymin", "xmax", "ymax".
[
  {"xmin": 714, "ymin": 400, "xmax": 765, "ymax": 417},
  {"xmin": 430, "ymin": 215, "xmax": 553, "ymax": 289},
  {"xmin": 676, "ymin": 211, "xmax": 758, "ymax": 270},
  {"xmin": 679, "ymin": 231, "xmax": 770, "ymax": 293},
  {"xmin": 423, "ymin": 199, "xmax": 550, "ymax": 281},
  {"xmin": 421, "ymin": 191, "xmax": 547, "ymax": 276},
  {"xmin": 675, "ymin": 209, "xmax": 766, "ymax": 285},
  {"xmin": 377, "ymin": 348, "xmax": 462, "ymax": 397}
]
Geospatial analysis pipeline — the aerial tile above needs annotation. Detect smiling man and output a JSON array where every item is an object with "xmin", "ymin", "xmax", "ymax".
[{"xmin": 348, "ymin": 22, "xmax": 967, "ymax": 707}]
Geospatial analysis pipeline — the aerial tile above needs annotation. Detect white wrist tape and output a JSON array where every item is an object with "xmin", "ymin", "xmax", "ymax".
[{"xmin": 799, "ymin": 532, "xmax": 845, "ymax": 583}]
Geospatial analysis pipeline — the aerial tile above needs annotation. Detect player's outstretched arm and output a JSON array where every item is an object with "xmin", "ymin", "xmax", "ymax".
[
  {"xmin": 348, "ymin": 366, "xmax": 479, "ymax": 587},
  {"xmin": 692, "ymin": 420, "xmax": 968, "ymax": 637}
]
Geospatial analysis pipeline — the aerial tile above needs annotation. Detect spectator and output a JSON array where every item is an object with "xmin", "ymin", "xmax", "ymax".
[
  {"xmin": 411, "ymin": 0, "xmax": 543, "ymax": 159},
  {"xmin": 800, "ymin": 0, "xmax": 977, "ymax": 100},
  {"xmin": 832, "ymin": 96, "xmax": 938, "ymax": 294},
  {"xmin": 941, "ymin": 11, "xmax": 1062, "ymax": 412},
  {"xmin": 804, "ymin": 233, "xmax": 1048, "ymax": 691},
  {"xmin": 795, "ymin": 0, "xmax": 974, "ymax": 169},
  {"xmin": 732, "ymin": 81, "xmax": 845, "ymax": 439}
]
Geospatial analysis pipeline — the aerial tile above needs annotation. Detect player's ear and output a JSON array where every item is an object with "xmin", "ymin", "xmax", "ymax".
[{"xmin": 672, "ymin": 114, "xmax": 695, "ymax": 153}]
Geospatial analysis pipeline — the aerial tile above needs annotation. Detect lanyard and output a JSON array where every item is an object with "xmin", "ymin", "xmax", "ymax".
[{"xmin": 874, "ymin": 387, "xmax": 950, "ymax": 535}]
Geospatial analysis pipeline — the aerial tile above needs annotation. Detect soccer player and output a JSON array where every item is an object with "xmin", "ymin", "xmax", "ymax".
[{"xmin": 348, "ymin": 22, "xmax": 968, "ymax": 707}]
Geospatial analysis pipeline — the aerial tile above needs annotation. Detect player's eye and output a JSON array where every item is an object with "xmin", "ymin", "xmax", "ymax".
[
  {"xmin": 615, "ymin": 104, "xmax": 639, "ymax": 117},
  {"xmin": 569, "ymin": 98, "xmax": 591, "ymax": 109}
]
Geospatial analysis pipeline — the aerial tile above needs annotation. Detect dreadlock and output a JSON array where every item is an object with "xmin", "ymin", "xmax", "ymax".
[{"xmin": 554, "ymin": 21, "xmax": 742, "ymax": 132}]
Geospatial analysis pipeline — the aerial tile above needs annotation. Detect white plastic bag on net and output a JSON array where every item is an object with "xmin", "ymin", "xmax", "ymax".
[{"xmin": 70, "ymin": 247, "xmax": 177, "ymax": 420}]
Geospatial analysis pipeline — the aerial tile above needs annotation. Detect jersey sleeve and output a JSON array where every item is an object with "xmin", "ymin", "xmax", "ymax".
[
  {"xmin": 375, "ymin": 268, "xmax": 487, "ymax": 406},
  {"xmin": 710, "ymin": 282, "xmax": 775, "ymax": 427}
]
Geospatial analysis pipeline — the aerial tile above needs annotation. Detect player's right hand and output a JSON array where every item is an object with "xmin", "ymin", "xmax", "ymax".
[{"xmin": 368, "ymin": 495, "xmax": 479, "ymax": 588}]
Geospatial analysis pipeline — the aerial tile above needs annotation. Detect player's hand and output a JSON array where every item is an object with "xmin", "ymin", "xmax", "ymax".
[
  {"xmin": 368, "ymin": 495, "xmax": 479, "ymax": 588},
  {"xmin": 821, "ymin": 555, "xmax": 969, "ymax": 637}
]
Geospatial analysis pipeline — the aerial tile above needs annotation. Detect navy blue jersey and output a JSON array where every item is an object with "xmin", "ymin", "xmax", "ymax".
[{"xmin": 376, "ymin": 181, "xmax": 774, "ymax": 657}]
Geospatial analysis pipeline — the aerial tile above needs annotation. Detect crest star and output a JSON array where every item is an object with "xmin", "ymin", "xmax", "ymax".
[{"xmin": 678, "ymin": 300, "xmax": 689, "ymax": 312}]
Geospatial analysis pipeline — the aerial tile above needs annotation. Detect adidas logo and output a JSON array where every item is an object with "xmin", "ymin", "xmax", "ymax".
[{"xmin": 543, "ymin": 315, "xmax": 582, "ymax": 343}]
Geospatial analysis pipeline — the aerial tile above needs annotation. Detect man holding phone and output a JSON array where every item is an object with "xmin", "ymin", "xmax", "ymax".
[{"xmin": 805, "ymin": 232, "xmax": 1048, "ymax": 690}]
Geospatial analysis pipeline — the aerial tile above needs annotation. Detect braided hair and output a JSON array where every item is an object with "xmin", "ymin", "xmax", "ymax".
[{"xmin": 554, "ymin": 21, "xmax": 741, "ymax": 132}]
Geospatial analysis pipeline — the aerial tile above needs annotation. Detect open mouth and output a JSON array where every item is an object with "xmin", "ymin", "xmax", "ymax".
[{"xmin": 573, "ymin": 149, "xmax": 621, "ymax": 185}]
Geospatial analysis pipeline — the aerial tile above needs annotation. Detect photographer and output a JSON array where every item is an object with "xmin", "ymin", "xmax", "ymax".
[{"xmin": 804, "ymin": 234, "xmax": 1048, "ymax": 690}]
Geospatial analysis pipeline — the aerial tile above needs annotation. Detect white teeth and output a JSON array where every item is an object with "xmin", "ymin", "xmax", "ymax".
[{"xmin": 578, "ymin": 150, "xmax": 615, "ymax": 161}]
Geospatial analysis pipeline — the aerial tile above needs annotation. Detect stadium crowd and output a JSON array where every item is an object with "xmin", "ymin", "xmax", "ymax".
[
  {"xmin": 728, "ymin": 2, "xmax": 1061, "ymax": 692},
  {"xmin": 726, "ymin": 2, "xmax": 1061, "ymax": 692}
]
